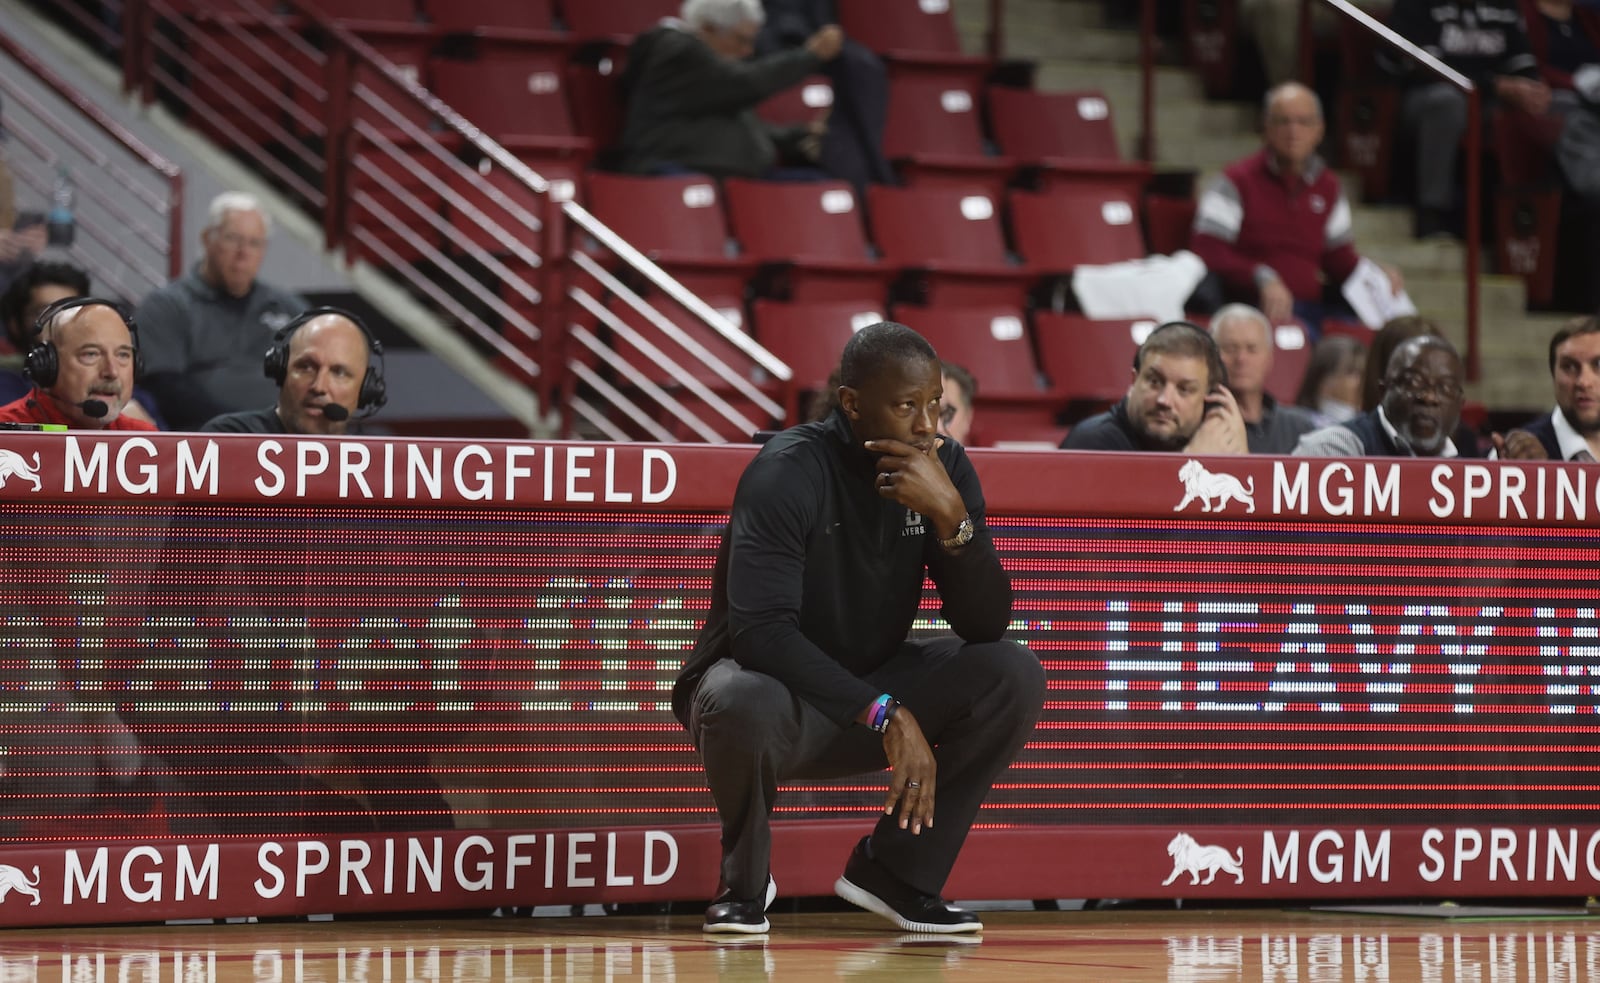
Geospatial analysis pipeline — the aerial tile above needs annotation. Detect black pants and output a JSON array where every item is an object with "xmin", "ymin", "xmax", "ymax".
[{"xmin": 686, "ymin": 637, "xmax": 1045, "ymax": 900}]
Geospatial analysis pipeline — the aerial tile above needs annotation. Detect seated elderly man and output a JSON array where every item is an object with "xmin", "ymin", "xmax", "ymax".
[
  {"xmin": 1060, "ymin": 320, "xmax": 1246, "ymax": 454},
  {"xmin": 1192, "ymin": 82, "xmax": 1401, "ymax": 331},
  {"xmin": 0, "ymin": 297, "xmax": 156, "ymax": 431},
  {"xmin": 1211, "ymin": 303, "xmax": 1317, "ymax": 453},
  {"xmin": 617, "ymin": 0, "xmax": 844, "ymax": 179},
  {"xmin": 1293, "ymin": 334, "xmax": 1464, "ymax": 457}
]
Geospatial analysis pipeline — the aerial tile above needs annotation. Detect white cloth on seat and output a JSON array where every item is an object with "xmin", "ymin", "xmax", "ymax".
[{"xmin": 1070, "ymin": 250, "xmax": 1207, "ymax": 323}]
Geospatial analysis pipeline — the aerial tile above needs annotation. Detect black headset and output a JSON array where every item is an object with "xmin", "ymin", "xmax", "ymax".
[
  {"xmin": 1134, "ymin": 319, "xmax": 1229, "ymax": 390},
  {"xmin": 24, "ymin": 296, "xmax": 145, "ymax": 388},
  {"xmin": 262, "ymin": 306, "xmax": 388, "ymax": 414}
]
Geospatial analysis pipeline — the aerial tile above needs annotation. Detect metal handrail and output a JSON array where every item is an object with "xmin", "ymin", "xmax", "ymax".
[
  {"xmin": 0, "ymin": 26, "xmax": 183, "ymax": 281},
  {"xmin": 1300, "ymin": 0, "xmax": 1482, "ymax": 381}
]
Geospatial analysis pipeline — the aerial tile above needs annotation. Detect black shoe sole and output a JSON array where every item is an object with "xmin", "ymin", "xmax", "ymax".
[{"xmin": 833, "ymin": 876, "xmax": 983, "ymax": 934}]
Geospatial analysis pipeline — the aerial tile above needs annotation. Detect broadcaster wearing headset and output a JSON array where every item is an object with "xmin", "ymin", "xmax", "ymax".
[
  {"xmin": 1059, "ymin": 320, "xmax": 1247, "ymax": 455},
  {"xmin": 199, "ymin": 308, "xmax": 386, "ymax": 436},
  {"xmin": 0, "ymin": 298, "xmax": 156, "ymax": 431}
]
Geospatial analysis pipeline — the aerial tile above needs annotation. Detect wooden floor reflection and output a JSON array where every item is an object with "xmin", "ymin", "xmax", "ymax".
[{"xmin": 0, "ymin": 907, "xmax": 1597, "ymax": 981}]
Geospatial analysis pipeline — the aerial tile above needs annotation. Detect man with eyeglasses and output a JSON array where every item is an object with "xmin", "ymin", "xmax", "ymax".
[
  {"xmin": 133, "ymin": 191, "xmax": 306, "ymax": 430},
  {"xmin": 1293, "ymin": 334, "xmax": 1466, "ymax": 457}
]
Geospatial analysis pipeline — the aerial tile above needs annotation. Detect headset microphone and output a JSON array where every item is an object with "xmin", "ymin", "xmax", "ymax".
[
  {"xmin": 320, "ymin": 403, "xmax": 351, "ymax": 422},
  {"xmin": 78, "ymin": 399, "xmax": 108, "ymax": 419}
]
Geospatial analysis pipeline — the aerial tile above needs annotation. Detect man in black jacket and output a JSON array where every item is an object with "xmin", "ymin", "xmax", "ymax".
[
  {"xmin": 617, "ymin": 0, "xmax": 843, "ymax": 179},
  {"xmin": 674, "ymin": 321, "xmax": 1044, "ymax": 935},
  {"xmin": 1495, "ymin": 315, "xmax": 1600, "ymax": 461}
]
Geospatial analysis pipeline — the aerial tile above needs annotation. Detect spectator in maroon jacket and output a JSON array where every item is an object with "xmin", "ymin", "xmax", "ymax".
[{"xmin": 1191, "ymin": 82, "xmax": 1403, "ymax": 335}]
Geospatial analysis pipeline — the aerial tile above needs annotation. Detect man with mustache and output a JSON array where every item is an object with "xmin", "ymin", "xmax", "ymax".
[
  {"xmin": 0, "ymin": 298, "xmax": 156, "ymax": 431},
  {"xmin": 1293, "ymin": 334, "xmax": 1465, "ymax": 457},
  {"xmin": 1059, "ymin": 320, "xmax": 1247, "ymax": 454}
]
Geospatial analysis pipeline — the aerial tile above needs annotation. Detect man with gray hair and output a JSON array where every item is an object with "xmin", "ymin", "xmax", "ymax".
[
  {"xmin": 616, "ymin": 0, "xmax": 844, "ymax": 179},
  {"xmin": 134, "ymin": 191, "xmax": 306, "ymax": 430},
  {"xmin": 1192, "ymin": 82, "xmax": 1401, "ymax": 332},
  {"xmin": 1210, "ymin": 303, "xmax": 1316, "ymax": 454}
]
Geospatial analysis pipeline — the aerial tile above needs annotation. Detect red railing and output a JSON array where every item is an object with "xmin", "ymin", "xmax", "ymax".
[
  {"xmin": 0, "ymin": 28, "xmax": 182, "ymax": 295},
  {"xmin": 88, "ymin": 0, "xmax": 795, "ymax": 440},
  {"xmin": 1298, "ymin": 0, "xmax": 1482, "ymax": 381}
]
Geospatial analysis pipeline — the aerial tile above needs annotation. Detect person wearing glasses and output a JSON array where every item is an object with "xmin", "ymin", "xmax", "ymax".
[
  {"xmin": 1293, "ymin": 334, "xmax": 1466, "ymax": 457},
  {"xmin": 133, "ymin": 191, "xmax": 306, "ymax": 430}
]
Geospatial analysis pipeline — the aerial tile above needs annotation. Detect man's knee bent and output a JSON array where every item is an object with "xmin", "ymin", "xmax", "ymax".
[
  {"xmin": 964, "ymin": 639, "xmax": 1047, "ymax": 712},
  {"xmin": 692, "ymin": 663, "xmax": 799, "ymax": 750}
]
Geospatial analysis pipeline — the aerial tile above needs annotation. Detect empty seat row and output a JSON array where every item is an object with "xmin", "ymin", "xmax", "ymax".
[
  {"xmin": 582, "ymin": 173, "xmax": 1156, "ymax": 310},
  {"xmin": 162, "ymin": 0, "xmax": 986, "ymax": 58}
]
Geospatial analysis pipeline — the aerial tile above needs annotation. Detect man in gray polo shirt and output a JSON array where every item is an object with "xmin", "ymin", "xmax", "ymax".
[
  {"xmin": 1211, "ymin": 303, "xmax": 1317, "ymax": 454},
  {"xmin": 135, "ymin": 192, "xmax": 305, "ymax": 430}
]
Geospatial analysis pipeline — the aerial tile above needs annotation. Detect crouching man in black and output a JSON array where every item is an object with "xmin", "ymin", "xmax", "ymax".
[{"xmin": 673, "ymin": 321, "xmax": 1045, "ymax": 935}]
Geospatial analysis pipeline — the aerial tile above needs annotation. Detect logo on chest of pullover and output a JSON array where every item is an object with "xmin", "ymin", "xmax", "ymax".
[{"xmin": 903, "ymin": 510, "xmax": 925, "ymax": 537}]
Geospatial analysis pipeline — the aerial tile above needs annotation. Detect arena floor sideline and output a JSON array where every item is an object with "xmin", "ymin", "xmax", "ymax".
[{"xmin": 1, "ymin": 906, "xmax": 1596, "ymax": 981}]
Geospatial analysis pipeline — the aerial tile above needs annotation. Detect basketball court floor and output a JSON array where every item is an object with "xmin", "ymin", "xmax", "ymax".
[{"xmin": 2, "ymin": 905, "xmax": 1596, "ymax": 981}]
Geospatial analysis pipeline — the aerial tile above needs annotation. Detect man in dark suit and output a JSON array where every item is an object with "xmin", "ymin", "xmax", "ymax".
[{"xmin": 1495, "ymin": 315, "xmax": 1600, "ymax": 461}]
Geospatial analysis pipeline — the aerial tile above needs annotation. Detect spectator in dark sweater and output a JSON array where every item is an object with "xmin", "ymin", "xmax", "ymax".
[
  {"xmin": 1192, "ymin": 82, "xmax": 1402, "ymax": 332},
  {"xmin": 616, "ymin": 0, "xmax": 844, "ymax": 180}
]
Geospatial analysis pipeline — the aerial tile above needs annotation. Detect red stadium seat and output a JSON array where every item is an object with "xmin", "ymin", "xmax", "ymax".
[
  {"xmin": 429, "ymin": 48, "xmax": 591, "ymax": 156},
  {"xmin": 584, "ymin": 173, "xmax": 755, "ymax": 297},
  {"xmin": 286, "ymin": 33, "xmax": 436, "ymax": 138},
  {"xmin": 835, "ymin": 0, "xmax": 990, "ymax": 86},
  {"xmin": 889, "ymin": 304, "xmax": 1046, "ymax": 400},
  {"xmin": 1009, "ymin": 186, "xmax": 1147, "ymax": 273},
  {"xmin": 1265, "ymin": 322, "xmax": 1313, "ymax": 405},
  {"xmin": 752, "ymin": 299, "xmax": 885, "ymax": 392},
  {"xmin": 420, "ymin": 0, "xmax": 555, "ymax": 31},
  {"xmin": 612, "ymin": 293, "xmax": 755, "ymax": 388},
  {"xmin": 723, "ymin": 179, "xmax": 890, "ymax": 303},
  {"xmin": 562, "ymin": 0, "xmax": 678, "ymax": 43},
  {"xmin": 757, "ymin": 75, "xmax": 834, "ymax": 128},
  {"xmin": 986, "ymin": 88, "xmax": 1151, "ymax": 194},
  {"xmin": 183, "ymin": 19, "xmax": 301, "ymax": 149},
  {"xmin": 1034, "ymin": 312, "xmax": 1150, "ymax": 406},
  {"xmin": 445, "ymin": 155, "xmax": 582, "ymax": 259},
  {"xmin": 347, "ymin": 138, "xmax": 452, "ymax": 266},
  {"xmin": 867, "ymin": 186, "xmax": 1032, "ymax": 306},
  {"xmin": 1143, "ymin": 193, "xmax": 1197, "ymax": 256},
  {"xmin": 883, "ymin": 76, "xmax": 1014, "ymax": 198},
  {"xmin": 891, "ymin": 304, "xmax": 1059, "ymax": 443},
  {"xmin": 566, "ymin": 59, "xmax": 626, "ymax": 153}
]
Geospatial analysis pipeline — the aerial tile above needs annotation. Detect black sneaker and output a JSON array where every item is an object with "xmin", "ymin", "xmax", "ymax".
[
  {"xmin": 833, "ymin": 838, "xmax": 982, "ymax": 934},
  {"xmin": 702, "ymin": 874, "xmax": 777, "ymax": 934}
]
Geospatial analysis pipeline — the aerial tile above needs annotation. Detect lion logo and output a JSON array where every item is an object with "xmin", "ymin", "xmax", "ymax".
[
  {"xmin": 1173, "ymin": 459, "xmax": 1254, "ymax": 514},
  {"xmin": 1161, "ymin": 833, "xmax": 1244, "ymax": 886},
  {"xmin": 0, "ymin": 451, "xmax": 41, "ymax": 492},
  {"xmin": 0, "ymin": 865, "xmax": 40, "ymax": 905}
]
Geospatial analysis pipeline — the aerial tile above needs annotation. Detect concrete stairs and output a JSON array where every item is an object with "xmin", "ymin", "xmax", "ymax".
[{"xmin": 953, "ymin": 0, "xmax": 1557, "ymax": 415}]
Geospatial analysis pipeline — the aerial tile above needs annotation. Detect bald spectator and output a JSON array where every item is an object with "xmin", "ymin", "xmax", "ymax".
[
  {"xmin": 1192, "ymin": 83, "xmax": 1402, "ymax": 332},
  {"xmin": 0, "ymin": 298, "xmax": 156, "ymax": 431},
  {"xmin": 617, "ymin": 0, "xmax": 844, "ymax": 180},
  {"xmin": 201, "ymin": 309, "xmax": 384, "ymax": 435},
  {"xmin": 135, "ymin": 192, "xmax": 306, "ymax": 430},
  {"xmin": 1210, "ymin": 304, "xmax": 1317, "ymax": 453},
  {"xmin": 1495, "ymin": 315, "xmax": 1600, "ymax": 461},
  {"xmin": 1294, "ymin": 335, "xmax": 1465, "ymax": 457},
  {"xmin": 1060, "ymin": 320, "xmax": 1247, "ymax": 454}
]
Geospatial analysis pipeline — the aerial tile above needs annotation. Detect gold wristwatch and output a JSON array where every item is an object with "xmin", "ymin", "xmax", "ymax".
[{"xmin": 938, "ymin": 515, "xmax": 974, "ymax": 551}]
